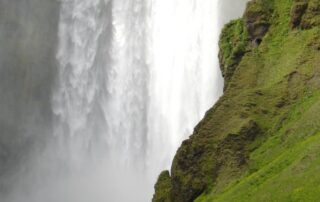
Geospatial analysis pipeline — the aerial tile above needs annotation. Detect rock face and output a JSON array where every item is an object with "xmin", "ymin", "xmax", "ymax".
[
  {"xmin": 290, "ymin": 0, "xmax": 309, "ymax": 29},
  {"xmin": 290, "ymin": 0, "xmax": 320, "ymax": 29},
  {"xmin": 153, "ymin": 0, "xmax": 320, "ymax": 201},
  {"xmin": 244, "ymin": 0, "xmax": 273, "ymax": 44}
]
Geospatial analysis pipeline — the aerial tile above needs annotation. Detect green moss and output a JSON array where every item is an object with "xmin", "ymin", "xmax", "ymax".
[
  {"xmin": 219, "ymin": 19, "xmax": 249, "ymax": 86},
  {"xmin": 152, "ymin": 171, "xmax": 172, "ymax": 202},
  {"xmin": 290, "ymin": 0, "xmax": 320, "ymax": 29},
  {"xmin": 199, "ymin": 132, "xmax": 320, "ymax": 202},
  {"xmin": 301, "ymin": 0, "xmax": 320, "ymax": 29},
  {"xmin": 245, "ymin": 0, "xmax": 274, "ymax": 23}
]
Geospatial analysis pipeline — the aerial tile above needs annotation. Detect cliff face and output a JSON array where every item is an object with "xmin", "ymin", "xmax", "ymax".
[{"xmin": 153, "ymin": 0, "xmax": 320, "ymax": 201}]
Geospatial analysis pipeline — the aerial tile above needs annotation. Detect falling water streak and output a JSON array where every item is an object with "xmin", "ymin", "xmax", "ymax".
[
  {"xmin": 146, "ymin": 0, "xmax": 221, "ymax": 177},
  {"xmin": 105, "ymin": 0, "xmax": 149, "ymax": 166},
  {"xmin": 53, "ymin": 0, "xmax": 108, "ymax": 166}
]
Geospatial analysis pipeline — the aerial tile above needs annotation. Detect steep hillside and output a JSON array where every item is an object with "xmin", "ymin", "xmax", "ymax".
[{"xmin": 153, "ymin": 0, "xmax": 320, "ymax": 201}]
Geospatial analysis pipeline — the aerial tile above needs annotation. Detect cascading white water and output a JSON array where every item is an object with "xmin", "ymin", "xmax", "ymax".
[
  {"xmin": 52, "ymin": 1, "xmax": 152, "ymax": 201},
  {"xmin": 146, "ymin": 0, "xmax": 222, "ymax": 178},
  {"xmin": 53, "ymin": 0, "xmax": 150, "ymax": 167},
  {"xmin": 51, "ymin": 0, "xmax": 223, "ymax": 201},
  {"xmin": 53, "ymin": 0, "xmax": 108, "ymax": 163},
  {"xmin": 3, "ymin": 0, "xmax": 247, "ymax": 202}
]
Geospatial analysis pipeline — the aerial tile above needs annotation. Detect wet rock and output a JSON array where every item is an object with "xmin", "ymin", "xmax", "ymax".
[
  {"xmin": 301, "ymin": 0, "xmax": 320, "ymax": 29},
  {"xmin": 244, "ymin": 0, "xmax": 273, "ymax": 45},
  {"xmin": 290, "ymin": 0, "xmax": 320, "ymax": 29},
  {"xmin": 290, "ymin": 0, "xmax": 308, "ymax": 29}
]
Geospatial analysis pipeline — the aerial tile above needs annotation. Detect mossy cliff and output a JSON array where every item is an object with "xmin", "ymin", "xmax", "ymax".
[{"xmin": 153, "ymin": 0, "xmax": 320, "ymax": 201}]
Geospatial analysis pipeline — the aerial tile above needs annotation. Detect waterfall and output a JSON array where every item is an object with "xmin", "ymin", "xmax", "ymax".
[
  {"xmin": 146, "ymin": 0, "xmax": 222, "ymax": 176},
  {"xmin": 53, "ymin": 0, "xmax": 149, "ymax": 167},
  {"xmin": 2, "ymin": 0, "xmax": 248, "ymax": 201},
  {"xmin": 51, "ymin": 0, "xmax": 222, "ymax": 201},
  {"xmin": 52, "ymin": 0, "xmax": 151, "ymax": 201}
]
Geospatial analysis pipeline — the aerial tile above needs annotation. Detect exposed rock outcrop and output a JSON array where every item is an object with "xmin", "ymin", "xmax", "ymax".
[
  {"xmin": 244, "ymin": 0, "xmax": 273, "ymax": 44},
  {"xmin": 290, "ymin": 0, "xmax": 320, "ymax": 29}
]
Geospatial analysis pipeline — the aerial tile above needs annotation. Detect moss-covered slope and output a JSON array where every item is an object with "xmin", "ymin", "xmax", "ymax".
[{"xmin": 153, "ymin": 0, "xmax": 320, "ymax": 201}]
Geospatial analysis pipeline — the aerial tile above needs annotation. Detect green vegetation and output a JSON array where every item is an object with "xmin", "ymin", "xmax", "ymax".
[
  {"xmin": 153, "ymin": 171, "xmax": 173, "ymax": 202},
  {"xmin": 153, "ymin": 0, "xmax": 320, "ymax": 201},
  {"xmin": 219, "ymin": 19, "xmax": 249, "ymax": 86}
]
